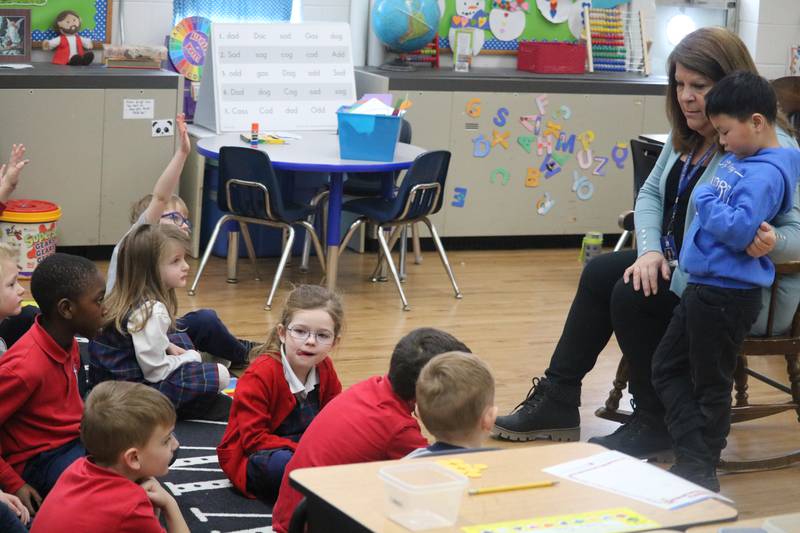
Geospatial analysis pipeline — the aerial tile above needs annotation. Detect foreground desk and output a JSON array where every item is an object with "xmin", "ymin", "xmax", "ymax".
[
  {"xmin": 196, "ymin": 132, "xmax": 426, "ymax": 290},
  {"xmin": 289, "ymin": 442, "xmax": 737, "ymax": 532}
]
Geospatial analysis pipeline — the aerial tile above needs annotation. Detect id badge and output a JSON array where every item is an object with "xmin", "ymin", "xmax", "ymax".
[{"xmin": 661, "ymin": 235, "xmax": 678, "ymax": 267}]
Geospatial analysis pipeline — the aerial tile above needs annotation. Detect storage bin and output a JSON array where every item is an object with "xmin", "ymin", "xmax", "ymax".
[
  {"xmin": 0, "ymin": 199, "xmax": 61, "ymax": 278},
  {"xmin": 517, "ymin": 41, "xmax": 586, "ymax": 74},
  {"xmin": 337, "ymin": 107, "xmax": 402, "ymax": 162},
  {"xmin": 378, "ymin": 462, "xmax": 467, "ymax": 531}
]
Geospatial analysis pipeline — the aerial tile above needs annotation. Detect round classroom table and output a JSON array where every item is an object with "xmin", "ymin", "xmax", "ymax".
[{"xmin": 196, "ymin": 132, "xmax": 426, "ymax": 290}]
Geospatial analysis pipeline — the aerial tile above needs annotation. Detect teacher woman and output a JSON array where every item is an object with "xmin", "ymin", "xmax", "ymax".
[{"xmin": 493, "ymin": 27, "xmax": 800, "ymax": 456}]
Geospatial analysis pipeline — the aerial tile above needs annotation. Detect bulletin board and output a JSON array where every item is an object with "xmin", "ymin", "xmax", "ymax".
[
  {"xmin": 0, "ymin": 0, "xmax": 113, "ymax": 45},
  {"xmin": 438, "ymin": 0, "xmax": 580, "ymax": 54}
]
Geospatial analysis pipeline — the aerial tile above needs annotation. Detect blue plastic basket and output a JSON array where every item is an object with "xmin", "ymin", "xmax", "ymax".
[{"xmin": 337, "ymin": 107, "xmax": 402, "ymax": 162}]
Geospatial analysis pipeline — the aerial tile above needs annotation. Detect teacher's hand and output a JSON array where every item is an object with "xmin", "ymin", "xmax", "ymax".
[
  {"xmin": 623, "ymin": 251, "xmax": 671, "ymax": 297},
  {"xmin": 746, "ymin": 222, "xmax": 776, "ymax": 258}
]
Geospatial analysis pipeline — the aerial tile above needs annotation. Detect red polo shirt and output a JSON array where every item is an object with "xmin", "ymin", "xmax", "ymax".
[
  {"xmin": 271, "ymin": 374, "xmax": 428, "ymax": 533},
  {"xmin": 0, "ymin": 317, "xmax": 83, "ymax": 492},
  {"xmin": 31, "ymin": 457, "xmax": 165, "ymax": 533}
]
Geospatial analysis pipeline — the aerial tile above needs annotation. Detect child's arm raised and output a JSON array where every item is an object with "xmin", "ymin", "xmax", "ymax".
[
  {"xmin": 141, "ymin": 114, "xmax": 191, "ymax": 224},
  {"xmin": 0, "ymin": 144, "xmax": 30, "ymax": 206},
  {"xmin": 140, "ymin": 478, "xmax": 190, "ymax": 533}
]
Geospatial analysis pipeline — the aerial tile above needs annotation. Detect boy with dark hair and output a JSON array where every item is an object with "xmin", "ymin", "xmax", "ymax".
[
  {"xmin": 0, "ymin": 253, "xmax": 106, "ymax": 515},
  {"xmin": 408, "ymin": 351, "xmax": 497, "ymax": 457},
  {"xmin": 31, "ymin": 381, "xmax": 189, "ymax": 533},
  {"xmin": 104, "ymin": 113, "xmax": 251, "ymax": 369},
  {"xmin": 651, "ymin": 70, "xmax": 800, "ymax": 491},
  {"xmin": 270, "ymin": 328, "xmax": 471, "ymax": 533}
]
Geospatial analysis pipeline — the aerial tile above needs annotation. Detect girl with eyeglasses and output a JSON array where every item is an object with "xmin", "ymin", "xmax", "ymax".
[{"xmin": 217, "ymin": 284, "xmax": 344, "ymax": 503}]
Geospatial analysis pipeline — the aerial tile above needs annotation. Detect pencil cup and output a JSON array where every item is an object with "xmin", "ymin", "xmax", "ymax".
[{"xmin": 378, "ymin": 462, "xmax": 468, "ymax": 531}]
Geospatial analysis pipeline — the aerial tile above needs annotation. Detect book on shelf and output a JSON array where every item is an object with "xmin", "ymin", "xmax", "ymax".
[{"xmin": 105, "ymin": 58, "xmax": 163, "ymax": 69}]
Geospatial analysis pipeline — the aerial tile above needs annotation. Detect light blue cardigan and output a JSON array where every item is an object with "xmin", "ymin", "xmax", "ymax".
[{"xmin": 634, "ymin": 130, "xmax": 800, "ymax": 335}]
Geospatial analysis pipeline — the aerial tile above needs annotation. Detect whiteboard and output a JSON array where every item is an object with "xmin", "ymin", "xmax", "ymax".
[{"xmin": 195, "ymin": 22, "xmax": 356, "ymax": 133}]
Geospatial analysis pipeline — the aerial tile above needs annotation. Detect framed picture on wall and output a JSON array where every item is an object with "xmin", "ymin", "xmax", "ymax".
[{"xmin": 0, "ymin": 9, "xmax": 31, "ymax": 63}]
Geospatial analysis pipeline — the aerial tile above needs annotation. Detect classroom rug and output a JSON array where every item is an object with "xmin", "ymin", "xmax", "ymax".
[{"xmin": 163, "ymin": 418, "xmax": 274, "ymax": 533}]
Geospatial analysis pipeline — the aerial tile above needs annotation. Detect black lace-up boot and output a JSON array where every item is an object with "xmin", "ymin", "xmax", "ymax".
[
  {"xmin": 588, "ymin": 401, "xmax": 672, "ymax": 461},
  {"xmin": 492, "ymin": 377, "xmax": 580, "ymax": 442}
]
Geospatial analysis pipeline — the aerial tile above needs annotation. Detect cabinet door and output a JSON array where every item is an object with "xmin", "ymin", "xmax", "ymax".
[
  {"xmin": 100, "ymin": 89, "xmax": 178, "ymax": 244},
  {"xmin": 0, "ymin": 89, "xmax": 104, "ymax": 246}
]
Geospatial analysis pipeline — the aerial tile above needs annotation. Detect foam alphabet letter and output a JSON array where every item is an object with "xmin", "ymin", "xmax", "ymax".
[
  {"xmin": 517, "ymin": 135, "xmax": 534, "ymax": 153},
  {"xmin": 572, "ymin": 171, "xmax": 594, "ymax": 200},
  {"xmin": 556, "ymin": 133, "xmax": 576, "ymax": 154},
  {"xmin": 493, "ymin": 107, "xmax": 509, "ymax": 127},
  {"xmin": 536, "ymin": 94, "xmax": 549, "ymax": 116},
  {"xmin": 472, "ymin": 134, "xmax": 491, "ymax": 157},
  {"xmin": 490, "ymin": 167, "xmax": 510, "ymax": 185},
  {"xmin": 466, "ymin": 98, "xmax": 481, "ymax": 118},
  {"xmin": 593, "ymin": 156, "xmax": 609, "ymax": 176},
  {"xmin": 577, "ymin": 149, "xmax": 593, "ymax": 169},
  {"xmin": 577, "ymin": 130, "xmax": 596, "ymax": 152},
  {"xmin": 540, "ymin": 153, "xmax": 562, "ymax": 179},
  {"xmin": 491, "ymin": 129, "xmax": 510, "ymax": 149},
  {"xmin": 451, "ymin": 187, "xmax": 468, "ymax": 207},
  {"xmin": 525, "ymin": 167, "xmax": 541, "ymax": 188},
  {"xmin": 612, "ymin": 142, "xmax": 629, "ymax": 169},
  {"xmin": 536, "ymin": 192, "xmax": 555, "ymax": 215}
]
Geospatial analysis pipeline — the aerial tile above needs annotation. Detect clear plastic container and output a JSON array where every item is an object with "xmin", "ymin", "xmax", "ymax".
[{"xmin": 378, "ymin": 462, "xmax": 468, "ymax": 531}]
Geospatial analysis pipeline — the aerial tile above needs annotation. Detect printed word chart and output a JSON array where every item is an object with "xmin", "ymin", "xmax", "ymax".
[{"xmin": 195, "ymin": 22, "xmax": 356, "ymax": 132}]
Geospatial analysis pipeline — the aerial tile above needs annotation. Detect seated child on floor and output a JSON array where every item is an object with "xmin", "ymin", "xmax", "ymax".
[
  {"xmin": 0, "ymin": 254, "xmax": 106, "ymax": 515},
  {"xmin": 271, "ymin": 327, "xmax": 471, "ymax": 533},
  {"xmin": 217, "ymin": 285, "xmax": 344, "ymax": 502},
  {"xmin": 89, "ymin": 224, "xmax": 230, "ymax": 418},
  {"xmin": 32, "ymin": 381, "xmax": 189, "ymax": 533},
  {"xmin": 107, "ymin": 113, "xmax": 251, "ymax": 369},
  {"xmin": 407, "ymin": 351, "xmax": 497, "ymax": 457}
]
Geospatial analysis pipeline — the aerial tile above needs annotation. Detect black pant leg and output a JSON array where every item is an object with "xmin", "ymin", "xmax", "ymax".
[
  {"xmin": 545, "ymin": 250, "xmax": 637, "ymax": 387},
  {"xmin": 685, "ymin": 285, "xmax": 762, "ymax": 455},
  {"xmin": 610, "ymin": 271, "xmax": 679, "ymax": 414}
]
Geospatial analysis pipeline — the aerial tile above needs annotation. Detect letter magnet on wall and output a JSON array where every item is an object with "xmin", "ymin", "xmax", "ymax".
[
  {"xmin": 519, "ymin": 115, "xmax": 540, "ymax": 133},
  {"xmin": 472, "ymin": 134, "xmax": 491, "ymax": 157},
  {"xmin": 452, "ymin": 187, "xmax": 468, "ymax": 207},
  {"xmin": 517, "ymin": 135, "xmax": 535, "ymax": 153},
  {"xmin": 577, "ymin": 148, "xmax": 593, "ymax": 169},
  {"xmin": 577, "ymin": 130, "xmax": 596, "ymax": 152},
  {"xmin": 593, "ymin": 156, "xmax": 609, "ymax": 176},
  {"xmin": 536, "ymin": 192, "xmax": 555, "ymax": 215},
  {"xmin": 491, "ymin": 129, "xmax": 510, "ymax": 149},
  {"xmin": 552, "ymin": 104, "xmax": 572, "ymax": 120},
  {"xmin": 466, "ymin": 98, "xmax": 482, "ymax": 118},
  {"xmin": 612, "ymin": 142, "xmax": 629, "ymax": 169},
  {"xmin": 536, "ymin": 94, "xmax": 549, "ymax": 116},
  {"xmin": 540, "ymin": 153, "xmax": 562, "ymax": 179},
  {"xmin": 525, "ymin": 167, "xmax": 541, "ymax": 188},
  {"xmin": 490, "ymin": 167, "xmax": 510, "ymax": 185},
  {"xmin": 493, "ymin": 107, "xmax": 509, "ymax": 127},
  {"xmin": 572, "ymin": 171, "xmax": 595, "ymax": 201}
]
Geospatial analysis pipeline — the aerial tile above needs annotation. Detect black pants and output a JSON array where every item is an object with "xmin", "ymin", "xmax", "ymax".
[
  {"xmin": 652, "ymin": 284, "xmax": 762, "ymax": 459},
  {"xmin": 544, "ymin": 250, "xmax": 679, "ymax": 413}
]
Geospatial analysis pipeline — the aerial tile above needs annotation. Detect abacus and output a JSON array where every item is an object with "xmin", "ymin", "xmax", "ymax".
[{"xmin": 585, "ymin": 6, "xmax": 650, "ymax": 75}]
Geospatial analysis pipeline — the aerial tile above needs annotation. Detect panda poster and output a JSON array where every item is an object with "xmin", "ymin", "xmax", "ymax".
[{"xmin": 437, "ymin": 0, "xmax": 584, "ymax": 54}]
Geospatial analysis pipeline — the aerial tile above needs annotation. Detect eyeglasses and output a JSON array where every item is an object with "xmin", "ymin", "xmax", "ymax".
[
  {"xmin": 287, "ymin": 326, "xmax": 335, "ymax": 345},
  {"xmin": 161, "ymin": 211, "xmax": 192, "ymax": 230}
]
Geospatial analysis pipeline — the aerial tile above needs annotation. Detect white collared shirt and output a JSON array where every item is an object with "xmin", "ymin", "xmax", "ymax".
[{"xmin": 280, "ymin": 345, "xmax": 318, "ymax": 400}]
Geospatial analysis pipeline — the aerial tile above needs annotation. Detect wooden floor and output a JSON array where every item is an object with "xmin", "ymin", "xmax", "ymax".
[{"xmin": 141, "ymin": 246, "xmax": 798, "ymax": 522}]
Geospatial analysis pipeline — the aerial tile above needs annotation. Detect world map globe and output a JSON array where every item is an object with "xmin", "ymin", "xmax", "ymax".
[{"xmin": 371, "ymin": 0, "xmax": 441, "ymax": 53}]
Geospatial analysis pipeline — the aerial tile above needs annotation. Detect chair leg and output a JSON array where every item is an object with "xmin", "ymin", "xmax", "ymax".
[
  {"xmin": 734, "ymin": 355, "xmax": 749, "ymax": 407},
  {"xmin": 787, "ymin": 353, "xmax": 800, "ymax": 422},
  {"xmin": 265, "ymin": 226, "xmax": 295, "ymax": 311},
  {"xmin": 281, "ymin": 228, "xmax": 292, "ymax": 266},
  {"xmin": 377, "ymin": 226, "xmax": 410, "ymax": 311},
  {"xmin": 422, "ymin": 218, "xmax": 462, "ymax": 299},
  {"xmin": 399, "ymin": 225, "xmax": 408, "ymax": 282},
  {"xmin": 188, "ymin": 215, "xmax": 232, "ymax": 296},
  {"xmin": 371, "ymin": 226, "xmax": 403, "ymax": 282},
  {"xmin": 239, "ymin": 223, "xmax": 261, "ymax": 281},
  {"xmin": 411, "ymin": 223, "xmax": 423, "ymax": 264},
  {"xmin": 300, "ymin": 190, "xmax": 329, "ymax": 273},
  {"xmin": 338, "ymin": 218, "xmax": 365, "ymax": 259},
  {"xmin": 613, "ymin": 230, "xmax": 630, "ymax": 252},
  {"xmin": 297, "ymin": 220, "xmax": 326, "ymax": 274}
]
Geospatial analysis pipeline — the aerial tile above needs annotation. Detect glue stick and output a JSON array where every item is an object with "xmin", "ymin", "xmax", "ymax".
[{"xmin": 250, "ymin": 123, "xmax": 259, "ymax": 147}]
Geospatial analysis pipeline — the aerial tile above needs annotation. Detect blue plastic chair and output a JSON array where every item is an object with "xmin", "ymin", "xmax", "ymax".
[
  {"xmin": 188, "ymin": 146, "xmax": 326, "ymax": 310},
  {"xmin": 339, "ymin": 150, "xmax": 462, "ymax": 310}
]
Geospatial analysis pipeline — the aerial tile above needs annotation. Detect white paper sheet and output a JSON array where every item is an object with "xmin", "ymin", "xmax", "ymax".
[{"xmin": 543, "ymin": 451, "xmax": 734, "ymax": 510}]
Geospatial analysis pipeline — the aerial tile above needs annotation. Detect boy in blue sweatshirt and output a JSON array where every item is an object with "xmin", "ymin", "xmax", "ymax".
[{"xmin": 652, "ymin": 71, "xmax": 800, "ymax": 491}]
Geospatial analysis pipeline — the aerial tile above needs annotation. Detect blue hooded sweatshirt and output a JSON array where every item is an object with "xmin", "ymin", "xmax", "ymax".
[{"xmin": 681, "ymin": 147, "xmax": 800, "ymax": 289}]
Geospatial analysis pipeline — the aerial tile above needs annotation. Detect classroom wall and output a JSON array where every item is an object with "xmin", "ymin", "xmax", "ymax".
[{"xmin": 738, "ymin": 0, "xmax": 800, "ymax": 80}]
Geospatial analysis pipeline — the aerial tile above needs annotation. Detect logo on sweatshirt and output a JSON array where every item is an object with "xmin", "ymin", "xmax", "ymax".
[{"xmin": 709, "ymin": 175, "xmax": 732, "ymax": 202}]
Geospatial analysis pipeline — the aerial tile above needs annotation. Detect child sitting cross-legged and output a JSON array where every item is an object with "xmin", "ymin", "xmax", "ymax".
[
  {"xmin": 217, "ymin": 284, "xmax": 344, "ymax": 503},
  {"xmin": 31, "ymin": 381, "xmax": 189, "ymax": 533},
  {"xmin": 407, "ymin": 351, "xmax": 498, "ymax": 458},
  {"xmin": 0, "ymin": 254, "xmax": 106, "ymax": 516},
  {"xmin": 89, "ymin": 224, "xmax": 231, "ymax": 418}
]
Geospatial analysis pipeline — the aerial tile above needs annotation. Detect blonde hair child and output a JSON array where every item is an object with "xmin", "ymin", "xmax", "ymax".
[
  {"xmin": 217, "ymin": 285, "xmax": 344, "ymax": 501},
  {"xmin": 88, "ymin": 224, "xmax": 230, "ymax": 416}
]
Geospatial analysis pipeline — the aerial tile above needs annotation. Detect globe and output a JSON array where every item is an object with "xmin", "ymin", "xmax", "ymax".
[{"xmin": 371, "ymin": 0, "xmax": 441, "ymax": 53}]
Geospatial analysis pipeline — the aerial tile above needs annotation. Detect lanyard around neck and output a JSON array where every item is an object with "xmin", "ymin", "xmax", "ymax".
[{"xmin": 665, "ymin": 143, "xmax": 716, "ymax": 236}]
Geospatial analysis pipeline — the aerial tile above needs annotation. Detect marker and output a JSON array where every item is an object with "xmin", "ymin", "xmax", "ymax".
[
  {"xmin": 468, "ymin": 480, "xmax": 558, "ymax": 496},
  {"xmin": 250, "ymin": 123, "xmax": 259, "ymax": 147}
]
